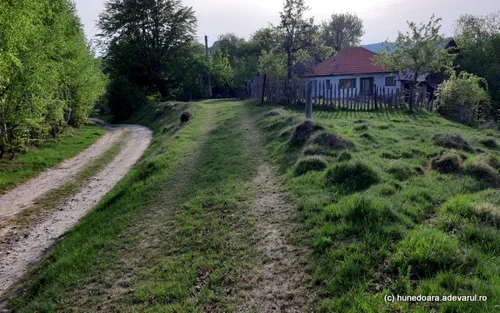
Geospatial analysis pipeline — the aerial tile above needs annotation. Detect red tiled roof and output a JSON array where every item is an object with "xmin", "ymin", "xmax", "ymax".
[{"xmin": 303, "ymin": 47, "xmax": 391, "ymax": 77}]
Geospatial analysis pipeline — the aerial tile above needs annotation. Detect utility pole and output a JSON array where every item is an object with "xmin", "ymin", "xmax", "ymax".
[{"xmin": 205, "ymin": 35, "xmax": 213, "ymax": 98}]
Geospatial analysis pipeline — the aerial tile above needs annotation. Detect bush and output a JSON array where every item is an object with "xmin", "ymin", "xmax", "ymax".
[
  {"xmin": 436, "ymin": 72, "xmax": 491, "ymax": 125},
  {"xmin": 294, "ymin": 156, "xmax": 328, "ymax": 176},
  {"xmin": 387, "ymin": 162, "xmax": 415, "ymax": 181},
  {"xmin": 431, "ymin": 152, "xmax": 463, "ymax": 173},
  {"xmin": 325, "ymin": 160, "xmax": 380, "ymax": 193},
  {"xmin": 465, "ymin": 161, "xmax": 500, "ymax": 187},
  {"xmin": 432, "ymin": 133, "xmax": 472, "ymax": 151},
  {"xmin": 313, "ymin": 132, "xmax": 355, "ymax": 150},
  {"xmin": 290, "ymin": 120, "xmax": 323, "ymax": 146},
  {"xmin": 390, "ymin": 226, "xmax": 464, "ymax": 278}
]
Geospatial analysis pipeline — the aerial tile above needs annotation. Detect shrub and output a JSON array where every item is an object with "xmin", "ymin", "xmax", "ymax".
[
  {"xmin": 290, "ymin": 120, "xmax": 323, "ymax": 146},
  {"xmin": 479, "ymin": 138, "xmax": 498, "ymax": 149},
  {"xmin": 432, "ymin": 133, "xmax": 472, "ymax": 151},
  {"xmin": 325, "ymin": 160, "xmax": 380, "ymax": 193},
  {"xmin": 294, "ymin": 156, "xmax": 328, "ymax": 176},
  {"xmin": 390, "ymin": 226, "xmax": 463, "ymax": 278},
  {"xmin": 313, "ymin": 132, "xmax": 355, "ymax": 150},
  {"xmin": 387, "ymin": 162, "xmax": 415, "ymax": 181},
  {"xmin": 431, "ymin": 152, "xmax": 462, "ymax": 173},
  {"xmin": 436, "ymin": 72, "xmax": 491, "ymax": 125},
  {"xmin": 465, "ymin": 161, "xmax": 500, "ymax": 187},
  {"xmin": 180, "ymin": 111, "xmax": 191, "ymax": 124}
]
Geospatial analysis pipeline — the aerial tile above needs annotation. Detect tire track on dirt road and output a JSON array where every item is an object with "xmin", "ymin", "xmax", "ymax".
[
  {"xmin": 237, "ymin": 104, "xmax": 315, "ymax": 313},
  {"xmin": 0, "ymin": 121, "xmax": 152, "ymax": 297}
]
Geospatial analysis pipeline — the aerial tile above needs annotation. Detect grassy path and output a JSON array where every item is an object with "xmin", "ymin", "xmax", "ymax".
[
  {"xmin": 4, "ymin": 100, "xmax": 307, "ymax": 312},
  {"xmin": 237, "ymin": 105, "xmax": 314, "ymax": 312}
]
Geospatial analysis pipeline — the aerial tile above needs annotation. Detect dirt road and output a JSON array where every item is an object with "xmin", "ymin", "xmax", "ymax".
[{"xmin": 0, "ymin": 121, "xmax": 152, "ymax": 296}]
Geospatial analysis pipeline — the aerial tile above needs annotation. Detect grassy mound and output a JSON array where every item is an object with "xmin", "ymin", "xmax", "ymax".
[
  {"xmin": 266, "ymin": 109, "xmax": 282, "ymax": 117},
  {"xmin": 479, "ymin": 138, "xmax": 498, "ymax": 149},
  {"xmin": 338, "ymin": 152, "xmax": 352, "ymax": 162},
  {"xmin": 432, "ymin": 133, "xmax": 472, "ymax": 151},
  {"xmin": 431, "ymin": 152, "xmax": 462, "ymax": 174},
  {"xmin": 313, "ymin": 132, "xmax": 355, "ymax": 150},
  {"xmin": 387, "ymin": 162, "xmax": 415, "ymax": 181},
  {"xmin": 294, "ymin": 156, "xmax": 328, "ymax": 176},
  {"xmin": 465, "ymin": 161, "xmax": 500, "ymax": 187},
  {"xmin": 290, "ymin": 120, "xmax": 323, "ymax": 146},
  {"xmin": 325, "ymin": 160, "xmax": 380, "ymax": 193}
]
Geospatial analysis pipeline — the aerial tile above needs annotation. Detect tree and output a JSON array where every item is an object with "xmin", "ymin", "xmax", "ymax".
[
  {"xmin": 374, "ymin": 15, "xmax": 456, "ymax": 112},
  {"xmin": 454, "ymin": 11, "xmax": 500, "ymax": 113},
  {"xmin": 278, "ymin": 0, "xmax": 318, "ymax": 87},
  {"xmin": 436, "ymin": 72, "xmax": 490, "ymax": 125},
  {"xmin": 0, "ymin": 0, "xmax": 106, "ymax": 158},
  {"xmin": 210, "ymin": 49, "xmax": 235, "ymax": 96},
  {"xmin": 321, "ymin": 13, "xmax": 364, "ymax": 52},
  {"xmin": 98, "ymin": 0, "xmax": 197, "ymax": 109}
]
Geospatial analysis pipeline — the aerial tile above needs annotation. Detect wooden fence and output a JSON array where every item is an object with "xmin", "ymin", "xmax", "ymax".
[{"xmin": 248, "ymin": 75, "xmax": 436, "ymax": 111}]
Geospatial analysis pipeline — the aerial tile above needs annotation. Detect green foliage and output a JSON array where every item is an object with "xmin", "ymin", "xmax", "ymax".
[
  {"xmin": 374, "ymin": 15, "xmax": 456, "ymax": 111},
  {"xmin": 436, "ymin": 72, "xmax": 491, "ymax": 125},
  {"xmin": 258, "ymin": 50, "xmax": 287, "ymax": 82},
  {"xmin": 0, "ymin": 0, "xmax": 106, "ymax": 157},
  {"xmin": 454, "ymin": 12, "xmax": 500, "ymax": 112},
  {"xmin": 321, "ymin": 13, "xmax": 364, "ymax": 51},
  {"xmin": 98, "ymin": 0, "xmax": 197, "ymax": 117},
  {"xmin": 324, "ymin": 160, "xmax": 380, "ymax": 193}
]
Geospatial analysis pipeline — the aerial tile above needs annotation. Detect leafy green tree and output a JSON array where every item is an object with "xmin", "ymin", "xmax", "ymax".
[
  {"xmin": 210, "ymin": 49, "xmax": 235, "ymax": 95},
  {"xmin": 374, "ymin": 15, "xmax": 456, "ymax": 112},
  {"xmin": 278, "ymin": 0, "xmax": 318, "ymax": 83},
  {"xmin": 0, "ymin": 0, "xmax": 105, "ymax": 158},
  {"xmin": 321, "ymin": 12, "xmax": 364, "ymax": 52},
  {"xmin": 454, "ymin": 12, "xmax": 500, "ymax": 113},
  {"xmin": 258, "ymin": 51, "xmax": 287, "ymax": 82},
  {"xmin": 436, "ymin": 72, "xmax": 491, "ymax": 125},
  {"xmin": 98, "ymin": 0, "xmax": 197, "ymax": 117}
]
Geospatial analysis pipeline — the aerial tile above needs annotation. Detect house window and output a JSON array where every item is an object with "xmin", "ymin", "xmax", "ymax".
[
  {"xmin": 385, "ymin": 76, "xmax": 396, "ymax": 87},
  {"xmin": 339, "ymin": 78, "xmax": 356, "ymax": 89},
  {"xmin": 326, "ymin": 79, "xmax": 331, "ymax": 89}
]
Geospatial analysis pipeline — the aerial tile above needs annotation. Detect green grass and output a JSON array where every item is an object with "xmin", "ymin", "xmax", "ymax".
[
  {"xmin": 247, "ymin": 103, "xmax": 500, "ymax": 312},
  {"xmin": 7, "ymin": 100, "xmax": 259, "ymax": 312},
  {"xmin": 0, "ymin": 126, "xmax": 105, "ymax": 193}
]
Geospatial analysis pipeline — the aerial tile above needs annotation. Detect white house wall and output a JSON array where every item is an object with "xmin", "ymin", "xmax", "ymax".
[{"xmin": 303, "ymin": 74, "xmax": 401, "ymax": 98}]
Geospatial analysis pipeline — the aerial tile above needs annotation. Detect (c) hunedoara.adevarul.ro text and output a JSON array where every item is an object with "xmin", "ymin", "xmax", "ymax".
[{"xmin": 384, "ymin": 294, "xmax": 488, "ymax": 303}]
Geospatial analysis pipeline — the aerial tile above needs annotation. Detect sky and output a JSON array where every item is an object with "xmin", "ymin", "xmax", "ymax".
[{"xmin": 75, "ymin": 0, "xmax": 499, "ymax": 47}]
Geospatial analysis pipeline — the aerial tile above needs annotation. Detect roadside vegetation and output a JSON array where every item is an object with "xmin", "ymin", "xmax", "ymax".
[
  {"xmin": 0, "ymin": 126, "xmax": 104, "ymax": 194},
  {"xmin": 0, "ymin": 1, "xmax": 107, "ymax": 159},
  {"xmin": 7, "ymin": 100, "xmax": 261, "ymax": 312},
  {"xmin": 248, "ymin": 102, "xmax": 500, "ymax": 312}
]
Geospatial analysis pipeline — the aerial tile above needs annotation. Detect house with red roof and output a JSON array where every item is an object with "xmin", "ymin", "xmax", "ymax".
[{"xmin": 301, "ymin": 47, "xmax": 400, "ymax": 97}]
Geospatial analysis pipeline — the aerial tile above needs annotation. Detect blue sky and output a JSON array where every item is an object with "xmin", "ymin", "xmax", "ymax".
[{"xmin": 75, "ymin": 0, "xmax": 499, "ymax": 47}]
